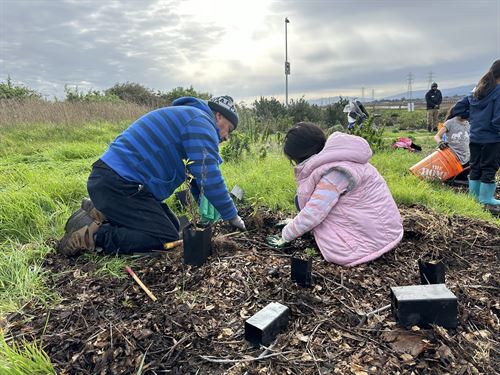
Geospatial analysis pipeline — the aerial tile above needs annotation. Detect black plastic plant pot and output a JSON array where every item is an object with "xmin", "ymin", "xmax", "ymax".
[
  {"xmin": 418, "ymin": 256, "xmax": 445, "ymax": 285},
  {"xmin": 390, "ymin": 284, "xmax": 457, "ymax": 329},
  {"xmin": 291, "ymin": 257, "xmax": 312, "ymax": 287},
  {"xmin": 175, "ymin": 190, "xmax": 189, "ymax": 209},
  {"xmin": 183, "ymin": 223, "xmax": 212, "ymax": 266},
  {"xmin": 245, "ymin": 302, "xmax": 290, "ymax": 346}
]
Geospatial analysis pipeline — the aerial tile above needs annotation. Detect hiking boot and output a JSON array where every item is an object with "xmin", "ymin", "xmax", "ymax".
[
  {"xmin": 64, "ymin": 208, "xmax": 94, "ymax": 234},
  {"xmin": 57, "ymin": 221, "xmax": 101, "ymax": 257},
  {"xmin": 63, "ymin": 198, "xmax": 106, "ymax": 234},
  {"xmin": 81, "ymin": 197, "xmax": 106, "ymax": 223}
]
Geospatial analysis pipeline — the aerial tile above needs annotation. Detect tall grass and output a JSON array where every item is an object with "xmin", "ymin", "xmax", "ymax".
[{"xmin": 0, "ymin": 99, "xmax": 151, "ymax": 127}]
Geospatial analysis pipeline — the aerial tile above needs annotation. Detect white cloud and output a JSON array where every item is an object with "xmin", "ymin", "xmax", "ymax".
[{"xmin": 1, "ymin": 0, "xmax": 498, "ymax": 102}]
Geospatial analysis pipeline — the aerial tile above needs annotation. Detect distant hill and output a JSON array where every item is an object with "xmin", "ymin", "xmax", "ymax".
[
  {"xmin": 307, "ymin": 96, "xmax": 343, "ymax": 106},
  {"xmin": 306, "ymin": 84, "xmax": 475, "ymax": 105},
  {"xmin": 383, "ymin": 84, "xmax": 475, "ymax": 100}
]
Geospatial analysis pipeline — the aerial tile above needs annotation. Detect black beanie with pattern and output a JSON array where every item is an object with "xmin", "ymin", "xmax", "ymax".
[{"xmin": 208, "ymin": 95, "xmax": 239, "ymax": 128}]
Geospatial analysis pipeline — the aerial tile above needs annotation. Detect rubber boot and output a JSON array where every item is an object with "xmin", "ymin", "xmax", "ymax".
[
  {"xmin": 468, "ymin": 180, "xmax": 481, "ymax": 200},
  {"xmin": 478, "ymin": 182, "xmax": 500, "ymax": 206}
]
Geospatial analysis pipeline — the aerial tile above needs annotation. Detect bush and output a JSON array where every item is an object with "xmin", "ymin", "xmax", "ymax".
[
  {"xmin": 220, "ymin": 132, "xmax": 251, "ymax": 162},
  {"xmin": 65, "ymin": 86, "xmax": 121, "ymax": 103},
  {"xmin": 0, "ymin": 77, "xmax": 41, "ymax": 100},
  {"xmin": 253, "ymin": 97, "xmax": 287, "ymax": 120},
  {"xmin": 324, "ymin": 98, "xmax": 348, "ymax": 127},
  {"xmin": 349, "ymin": 117, "xmax": 386, "ymax": 152},
  {"xmin": 287, "ymin": 97, "xmax": 322, "ymax": 124},
  {"xmin": 105, "ymin": 82, "xmax": 163, "ymax": 107},
  {"xmin": 159, "ymin": 86, "xmax": 211, "ymax": 104}
]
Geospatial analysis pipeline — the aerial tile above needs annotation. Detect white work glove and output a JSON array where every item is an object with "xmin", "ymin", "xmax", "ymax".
[
  {"xmin": 274, "ymin": 218, "xmax": 293, "ymax": 229},
  {"xmin": 228, "ymin": 215, "xmax": 246, "ymax": 231},
  {"xmin": 266, "ymin": 234, "xmax": 289, "ymax": 248}
]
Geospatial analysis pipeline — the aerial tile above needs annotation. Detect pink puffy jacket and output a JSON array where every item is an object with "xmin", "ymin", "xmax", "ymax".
[{"xmin": 289, "ymin": 132, "xmax": 403, "ymax": 266}]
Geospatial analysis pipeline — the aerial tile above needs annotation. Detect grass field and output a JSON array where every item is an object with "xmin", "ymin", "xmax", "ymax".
[{"xmin": 0, "ymin": 121, "xmax": 498, "ymax": 372}]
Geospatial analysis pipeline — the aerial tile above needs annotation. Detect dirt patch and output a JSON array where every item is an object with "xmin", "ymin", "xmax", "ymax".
[{"xmin": 5, "ymin": 205, "xmax": 500, "ymax": 374}]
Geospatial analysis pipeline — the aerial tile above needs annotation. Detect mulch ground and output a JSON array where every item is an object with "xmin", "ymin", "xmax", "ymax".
[{"xmin": 5, "ymin": 205, "xmax": 500, "ymax": 375}]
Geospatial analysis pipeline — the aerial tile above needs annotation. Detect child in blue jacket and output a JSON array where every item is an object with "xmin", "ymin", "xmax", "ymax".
[{"xmin": 456, "ymin": 60, "xmax": 500, "ymax": 206}]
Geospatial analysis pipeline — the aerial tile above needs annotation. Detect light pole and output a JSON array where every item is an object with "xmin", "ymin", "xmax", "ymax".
[{"xmin": 285, "ymin": 17, "xmax": 290, "ymax": 106}]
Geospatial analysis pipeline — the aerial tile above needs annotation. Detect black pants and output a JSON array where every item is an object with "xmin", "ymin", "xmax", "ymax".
[
  {"xmin": 469, "ymin": 142, "xmax": 500, "ymax": 183},
  {"xmin": 87, "ymin": 160, "xmax": 179, "ymax": 254}
]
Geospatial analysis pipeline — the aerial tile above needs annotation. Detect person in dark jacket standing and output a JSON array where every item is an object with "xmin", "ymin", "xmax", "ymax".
[
  {"xmin": 455, "ymin": 60, "xmax": 500, "ymax": 207},
  {"xmin": 58, "ymin": 95, "xmax": 246, "ymax": 256},
  {"xmin": 425, "ymin": 82, "xmax": 443, "ymax": 132}
]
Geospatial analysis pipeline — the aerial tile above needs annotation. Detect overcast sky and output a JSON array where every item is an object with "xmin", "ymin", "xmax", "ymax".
[{"xmin": 1, "ymin": 0, "xmax": 499, "ymax": 103}]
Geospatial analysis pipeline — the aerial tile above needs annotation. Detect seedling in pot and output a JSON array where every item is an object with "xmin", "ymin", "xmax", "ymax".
[
  {"xmin": 183, "ymin": 222, "xmax": 212, "ymax": 266},
  {"xmin": 418, "ymin": 250, "xmax": 445, "ymax": 285},
  {"xmin": 180, "ymin": 156, "xmax": 213, "ymax": 266},
  {"xmin": 290, "ymin": 247, "xmax": 316, "ymax": 288}
]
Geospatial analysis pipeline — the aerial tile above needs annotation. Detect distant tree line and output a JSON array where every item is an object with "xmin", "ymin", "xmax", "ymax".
[{"xmin": 0, "ymin": 78, "xmax": 348, "ymax": 129}]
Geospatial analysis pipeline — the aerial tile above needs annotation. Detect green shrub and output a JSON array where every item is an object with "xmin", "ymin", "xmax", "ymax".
[
  {"xmin": 349, "ymin": 117, "xmax": 386, "ymax": 152},
  {"xmin": 220, "ymin": 132, "xmax": 251, "ymax": 162},
  {"xmin": 0, "ymin": 77, "xmax": 41, "ymax": 100}
]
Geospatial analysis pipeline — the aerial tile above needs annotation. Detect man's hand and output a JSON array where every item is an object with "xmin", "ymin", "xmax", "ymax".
[
  {"xmin": 228, "ymin": 215, "xmax": 246, "ymax": 231},
  {"xmin": 438, "ymin": 141, "xmax": 449, "ymax": 150},
  {"xmin": 266, "ymin": 234, "xmax": 289, "ymax": 248}
]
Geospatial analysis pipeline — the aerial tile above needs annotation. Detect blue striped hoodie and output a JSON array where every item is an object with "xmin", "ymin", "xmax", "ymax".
[{"xmin": 100, "ymin": 97, "xmax": 238, "ymax": 220}]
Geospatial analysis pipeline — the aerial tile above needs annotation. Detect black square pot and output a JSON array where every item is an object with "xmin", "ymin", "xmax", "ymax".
[
  {"xmin": 418, "ymin": 257, "xmax": 445, "ymax": 284},
  {"xmin": 183, "ymin": 223, "xmax": 212, "ymax": 266},
  {"xmin": 291, "ymin": 257, "xmax": 312, "ymax": 287}
]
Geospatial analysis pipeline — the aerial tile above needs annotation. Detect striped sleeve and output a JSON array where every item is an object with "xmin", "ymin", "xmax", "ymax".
[
  {"xmin": 182, "ymin": 117, "xmax": 237, "ymax": 220},
  {"xmin": 282, "ymin": 170, "xmax": 350, "ymax": 242}
]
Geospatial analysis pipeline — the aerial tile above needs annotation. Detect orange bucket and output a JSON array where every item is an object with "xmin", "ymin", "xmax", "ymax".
[{"xmin": 409, "ymin": 147, "xmax": 463, "ymax": 181}]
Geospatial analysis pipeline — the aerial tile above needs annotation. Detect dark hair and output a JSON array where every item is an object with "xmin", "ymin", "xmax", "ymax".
[
  {"xmin": 444, "ymin": 106, "xmax": 454, "ymax": 122},
  {"xmin": 474, "ymin": 60, "xmax": 500, "ymax": 100},
  {"xmin": 283, "ymin": 122, "xmax": 326, "ymax": 164}
]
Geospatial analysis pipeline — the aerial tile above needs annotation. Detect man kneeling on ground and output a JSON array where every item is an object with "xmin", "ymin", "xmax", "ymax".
[{"xmin": 58, "ymin": 95, "xmax": 246, "ymax": 256}]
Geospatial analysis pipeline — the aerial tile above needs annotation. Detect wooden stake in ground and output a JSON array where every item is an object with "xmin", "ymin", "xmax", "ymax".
[
  {"xmin": 125, "ymin": 266, "xmax": 157, "ymax": 302},
  {"xmin": 163, "ymin": 239, "xmax": 183, "ymax": 250}
]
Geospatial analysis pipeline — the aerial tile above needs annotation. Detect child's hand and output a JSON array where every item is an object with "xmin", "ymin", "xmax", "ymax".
[
  {"xmin": 274, "ymin": 218, "xmax": 293, "ymax": 229},
  {"xmin": 438, "ymin": 141, "xmax": 449, "ymax": 150},
  {"xmin": 266, "ymin": 234, "xmax": 289, "ymax": 248}
]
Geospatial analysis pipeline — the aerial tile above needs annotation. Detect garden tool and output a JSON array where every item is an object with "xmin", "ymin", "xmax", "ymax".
[
  {"xmin": 199, "ymin": 195, "xmax": 221, "ymax": 223},
  {"xmin": 163, "ymin": 239, "xmax": 183, "ymax": 250},
  {"xmin": 231, "ymin": 184, "xmax": 244, "ymax": 201}
]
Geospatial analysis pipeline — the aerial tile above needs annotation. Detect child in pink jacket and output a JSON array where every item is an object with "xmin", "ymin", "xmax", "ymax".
[{"xmin": 267, "ymin": 122, "xmax": 403, "ymax": 266}]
